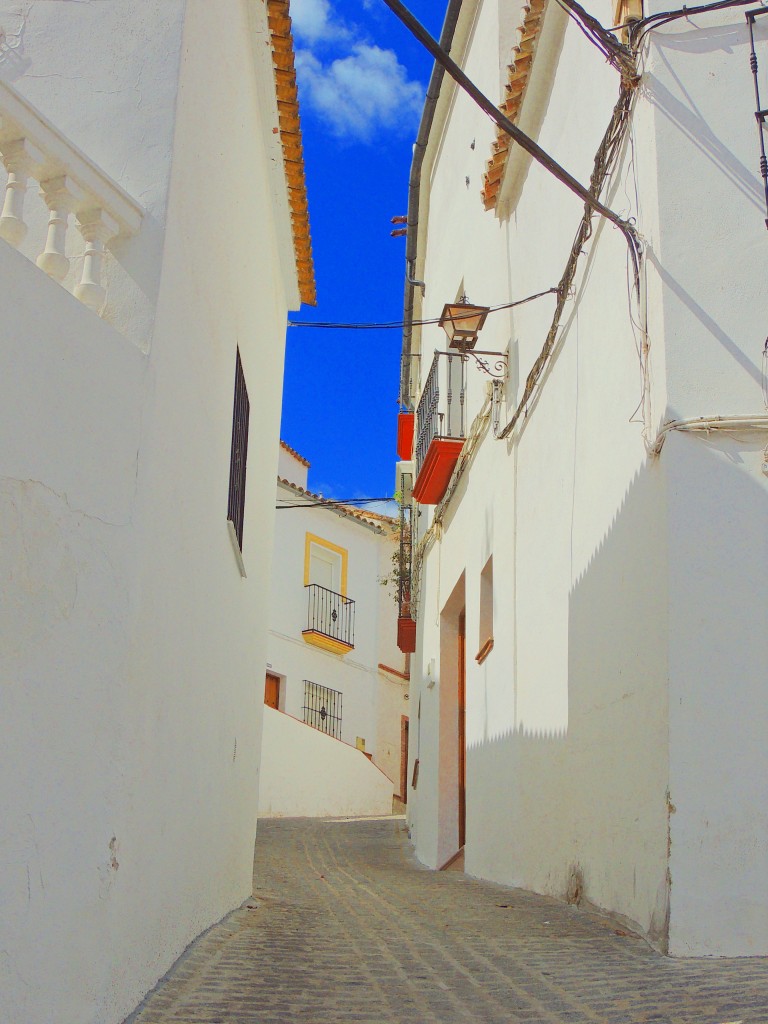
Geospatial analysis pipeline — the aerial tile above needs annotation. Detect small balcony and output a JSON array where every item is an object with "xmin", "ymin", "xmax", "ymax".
[
  {"xmin": 302, "ymin": 583, "xmax": 355, "ymax": 656},
  {"xmin": 396, "ymin": 502, "xmax": 416, "ymax": 654},
  {"xmin": 412, "ymin": 351, "xmax": 467, "ymax": 505}
]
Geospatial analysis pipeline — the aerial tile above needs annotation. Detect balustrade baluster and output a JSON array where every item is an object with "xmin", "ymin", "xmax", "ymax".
[
  {"xmin": 446, "ymin": 354, "xmax": 453, "ymax": 437},
  {"xmin": 37, "ymin": 175, "xmax": 81, "ymax": 281},
  {"xmin": 0, "ymin": 138, "xmax": 42, "ymax": 248},
  {"xmin": 74, "ymin": 208, "xmax": 119, "ymax": 312},
  {"xmin": 459, "ymin": 357, "xmax": 466, "ymax": 436}
]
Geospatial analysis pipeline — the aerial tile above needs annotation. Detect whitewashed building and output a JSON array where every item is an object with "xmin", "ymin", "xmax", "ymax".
[
  {"xmin": 0, "ymin": 2, "xmax": 313, "ymax": 1021},
  {"xmin": 398, "ymin": 0, "xmax": 768, "ymax": 956},
  {"xmin": 259, "ymin": 442, "xmax": 410, "ymax": 817}
]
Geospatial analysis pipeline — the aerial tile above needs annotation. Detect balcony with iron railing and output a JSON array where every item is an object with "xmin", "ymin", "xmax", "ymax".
[
  {"xmin": 412, "ymin": 350, "xmax": 468, "ymax": 505},
  {"xmin": 396, "ymin": 501, "xmax": 416, "ymax": 653},
  {"xmin": 302, "ymin": 583, "xmax": 355, "ymax": 656}
]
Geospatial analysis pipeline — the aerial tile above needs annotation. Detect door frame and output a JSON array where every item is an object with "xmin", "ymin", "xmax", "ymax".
[{"xmin": 458, "ymin": 609, "xmax": 466, "ymax": 849}]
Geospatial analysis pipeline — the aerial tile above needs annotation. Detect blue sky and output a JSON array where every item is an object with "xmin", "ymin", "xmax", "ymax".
[{"xmin": 280, "ymin": 0, "xmax": 445, "ymax": 499}]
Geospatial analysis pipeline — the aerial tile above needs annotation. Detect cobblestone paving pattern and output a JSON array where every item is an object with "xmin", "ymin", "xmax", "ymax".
[{"xmin": 131, "ymin": 816, "xmax": 768, "ymax": 1024}]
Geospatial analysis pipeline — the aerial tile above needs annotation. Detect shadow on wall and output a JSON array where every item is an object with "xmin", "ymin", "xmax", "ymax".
[
  {"xmin": 647, "ymin": 32, "xmax": 765, "ymax": 214},
  {"xmin": 661, "ymin": 431, "xmax": 768, "ymax": 956},
  {"xmin": 645, "ymin": 246, "xmax": 763, "ymax": 388},
  {"xmin": 466, "ymin": 456, "xmax": 670, "ymax": 944},
  {"xmin": 464, "ymin": 439, "xmax": 768, "ymax": 952}
]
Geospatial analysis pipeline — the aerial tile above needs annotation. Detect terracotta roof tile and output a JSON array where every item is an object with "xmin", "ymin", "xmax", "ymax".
[
  {"xmin": 280, "ymin": 439, "xmax": 311, "ymax": 467},
  {"xmin": 267, "ymin": 0, "xmax": 316, "ymax": 306},
  {"xmin": 481, "ymin": 0, "xmax": 549, "ymax": 212},
  {"xmin": 276, "ymin": 478, "xmax": 398, "ymax": 530}
]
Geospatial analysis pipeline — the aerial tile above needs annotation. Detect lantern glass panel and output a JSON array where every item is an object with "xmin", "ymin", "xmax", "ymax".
[{"xmin": 439, "ymin": 302, "xmax": 490, "ymax": 349}]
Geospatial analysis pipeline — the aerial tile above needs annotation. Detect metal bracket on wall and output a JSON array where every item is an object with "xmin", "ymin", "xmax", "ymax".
[{"xmin": 462, "ymin": 349, "xmax": 508, "ymax": 378}]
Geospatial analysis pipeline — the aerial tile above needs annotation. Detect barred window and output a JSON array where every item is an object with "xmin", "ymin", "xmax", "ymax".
[
  {"xmin": 227, "ymin": 349, "xmax": 250, "ymax": 550},
  {"xmin": 303, "ymin": 680, "xmax": 342, "ymax": 739}
]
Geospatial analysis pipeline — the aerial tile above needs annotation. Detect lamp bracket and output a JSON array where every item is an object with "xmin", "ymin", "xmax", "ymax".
[{"xmin": 463, "ymin": 348, "xmax": 508, "ymax": 378}]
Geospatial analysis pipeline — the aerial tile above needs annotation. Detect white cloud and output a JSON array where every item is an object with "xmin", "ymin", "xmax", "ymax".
[
  {"xmin": 296, "ymin": 43, "xmax": 423, "ymax": 143},
  {"xmin": 290, "ymin": 0, "xmax": 351, "ymax": 45}
]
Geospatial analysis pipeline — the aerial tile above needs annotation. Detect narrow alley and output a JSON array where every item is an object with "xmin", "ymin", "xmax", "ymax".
[{"xmin": 129, "ymin": 818, "xmax": 768, "ymax": 1024}]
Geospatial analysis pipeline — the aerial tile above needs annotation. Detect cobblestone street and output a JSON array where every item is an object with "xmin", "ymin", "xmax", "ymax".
[{"xmin": 130, "ymin": 817, "xmax": 768, "ymax": 1024}]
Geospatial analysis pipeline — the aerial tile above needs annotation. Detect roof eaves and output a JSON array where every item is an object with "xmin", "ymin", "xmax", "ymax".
[
  {"xmin": 267, "ymin": 0, "xmax": 317, "ymax": 306},
  {"xmin": 280, "ymin": 439, "xmax": 311, "ymax": 468},
  {"xmin": 481, "ymin": 0, "xmax": 548, "ymax": 212},
  {"xmin": 276, "ymin": 478, "xmax": 387, "ymax": 534}
]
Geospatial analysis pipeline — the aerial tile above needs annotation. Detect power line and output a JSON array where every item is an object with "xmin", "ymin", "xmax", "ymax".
[
  {"xmin": 276, "ymin": 497, "xmax": 394, "ymax": 510},
  {"xmin": 286, "ymin": 287, "xmax": 557, "ymax": 330},
  {"xmin": 554, "ymin": 0, "xmax": 636, "ymax": 76},
  {"xmin": 381, "ymin": 0, "xmax": 639, "ymax": 250},
  {"xmin": 499, "ymin": 80, "xmax": 637, "ymax": 438},
  {"xmin": 631, "ymin": 0, "xmax": 758, "ymax": 44}
]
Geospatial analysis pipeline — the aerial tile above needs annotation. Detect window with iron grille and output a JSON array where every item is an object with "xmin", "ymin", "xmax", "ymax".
[
  {"xmin": 227, "ymin": 348, "xmax": 250, "ymax": 550},
  {"xmin": 302, "ymin": 680, "xmax": 342, "ymax": 739}
]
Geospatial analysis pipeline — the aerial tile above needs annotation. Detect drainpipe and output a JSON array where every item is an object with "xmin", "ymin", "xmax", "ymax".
[{"xmin": 399, "ymin": 0, "xmax": 463, "ymax": 410}]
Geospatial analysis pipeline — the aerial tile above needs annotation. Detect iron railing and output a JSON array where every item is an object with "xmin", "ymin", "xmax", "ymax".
[
  {"xmin": 414, "ymin": 350, "xmax": 467, "ymax": 478},
  {"xmin": 398, "ymin": 502, "xmax": 412, "ymax": 620},
  {"xmin": 747, "ymin": 8, "xmax": 768, "ymax": 228},
  {"xmin": 303, "ymin": 680, "xmax": 342, "ymax": 739},
  {"xmin": 305, "ymin": 583, "xmax": 355, "ymax": 648}
]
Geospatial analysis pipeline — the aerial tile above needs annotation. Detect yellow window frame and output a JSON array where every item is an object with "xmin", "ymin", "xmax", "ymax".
[{"xmin": 304, "ymin": 533, "xmax": 349, "ymax": 596}]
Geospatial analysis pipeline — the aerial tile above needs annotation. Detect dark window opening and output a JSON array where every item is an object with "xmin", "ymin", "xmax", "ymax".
[
  {"xmin": 227, "ymin": 348, "xmax": 250, "ymax": 550},
  {"xmin": 477, "ymin": 555, "xmax": 494, "ymax": 664}
]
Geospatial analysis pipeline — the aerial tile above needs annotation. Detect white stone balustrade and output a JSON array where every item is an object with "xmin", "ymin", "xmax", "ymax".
[
  {"xmin": 37, "ymin": 175, "xmax": 82, "ymax": 282},
  {"xmin": 0, "ymin": 78, "xmax": 142, "ymax": 313},
  {"xmin": 0, "ymin": 137, "xmax": 42, "ymax": 247}
]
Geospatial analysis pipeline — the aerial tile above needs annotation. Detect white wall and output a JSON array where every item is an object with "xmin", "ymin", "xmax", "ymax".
[
  {"xmin": 410, "ymin": 0, "xmax": 669, "ymax": 929},
  {"xmin": 665, "ymin": 436, "xmax": 768, "ymax": 956},
  {"xmin": 262, "ymin": 485, "xmax": 408, "ymax": 815},
  {"xmin": 406, "ymin": 0, "xmax": 768, "ymax": 955},
  {"xmin": 278, "ymin": 444, "xmax": 309, "ymax": 488},
  {"xmin": 375, "ymin": 671, "xmax": 410, "ymax": 797},
  {"xmin": 0, "ymin": 0, "xmax": 186, "ymax": 350},
  {"xmin": 645, "ymin": 7, "xmax": 768, "ymax": 957},
  {"xmin": 259, "ymin": 707, "xmax": 394, "ymax": 818},
  {"xmin": 0, "ymin": 2, "xmax": 300, "ymax": 1021},
  {"xmin": 267, "ymin": 489, "xmax": 398, "ymax": 755},
  {"xmin": 375, "ymin": 526, "xmax": 410, "ymax": 790},
  {"xmin": 0, "ymin": 240, "xmax": 146, "ymax": 1022}
]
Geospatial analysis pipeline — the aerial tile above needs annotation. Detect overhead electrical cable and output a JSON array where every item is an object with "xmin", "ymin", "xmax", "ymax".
[
  {"xmin": 287, "ymin": 287, "xmax": 558, "ymax": 330},
  {"xmin": 630, "ymin": 0, "xmax": 760, "ymax": 44},
  {"xmin": 554, "ymin": 0, "xmax": 637, "ymax": 77},
  {"xmin": 381, "ymin": 0, "xmax": 640, "ymax": 257},
  {"xmin": 497, "ymin": 0, "xmax": 755, "ymax": 439},
  {"xmin": 276, "ymin": 497, "xmax": 394, "ymax": 510},
  {"xmin": 499, "ymin": 83, "xmax": 637, "ymax": 438}
]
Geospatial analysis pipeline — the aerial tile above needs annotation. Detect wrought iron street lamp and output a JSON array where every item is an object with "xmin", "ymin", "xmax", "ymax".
[
  {"xmin": 438, "ymin": 298, "xmax": 490, "ymax": 350},
  {"xmin": 437, "ymin": 295, "xmax": 506, "ymax": 378}
]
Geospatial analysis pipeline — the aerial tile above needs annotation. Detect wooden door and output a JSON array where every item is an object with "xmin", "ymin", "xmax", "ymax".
[
  {"xmin": 264, "ymin": 672, "xmax": 280, "ymax": 710},
  {"xmin": 400, "ymin": 716, "xmax": 409, "ymax": 804},
  {"xmin": 458, "ymin": 610, "xmax": 466, "ymax": 848}
]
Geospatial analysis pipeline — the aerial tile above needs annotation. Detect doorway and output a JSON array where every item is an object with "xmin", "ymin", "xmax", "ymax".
[
  {"xmin": 264, "ymin": 672, "xmax": 280, "ymax": 710},
  {"xmin": 400, "ymin": 715, "xmax": 409, "ymax": 804},
  {"xmin": 437, "ymin": 573, "xmax": 466, "ymax": 867},
  {"xmin": 458, "ymin": 609, "xmax": 466, "ymax": 849}
]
